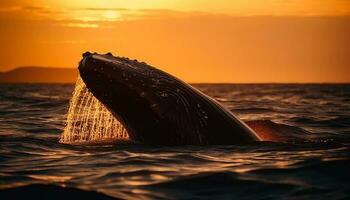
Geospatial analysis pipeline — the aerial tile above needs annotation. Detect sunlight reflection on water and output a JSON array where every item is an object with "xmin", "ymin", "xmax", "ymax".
[{"xmin": 0, "ymin": 84, "xmax": 349, "ymax": 199}]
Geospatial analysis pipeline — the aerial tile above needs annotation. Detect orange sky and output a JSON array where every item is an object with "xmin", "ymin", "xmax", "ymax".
[{"xmin": 0, "ymin": 0, "xmax": 349, "ymax": 83}]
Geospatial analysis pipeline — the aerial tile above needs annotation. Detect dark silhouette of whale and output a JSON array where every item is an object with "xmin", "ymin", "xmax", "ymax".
[{"xmin": 78, "ymin": 52, "xmax": 261, "ymax": 145}]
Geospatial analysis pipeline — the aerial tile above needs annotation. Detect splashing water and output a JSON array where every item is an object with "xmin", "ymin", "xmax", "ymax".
[{"xmin": 60, "ymin": 76, "xmax": 129, "ymax": 143}]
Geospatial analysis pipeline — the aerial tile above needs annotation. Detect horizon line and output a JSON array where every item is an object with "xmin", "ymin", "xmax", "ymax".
[{"xmin": 0, "ymin": 66, "xmax": 349, "ymax": 84}]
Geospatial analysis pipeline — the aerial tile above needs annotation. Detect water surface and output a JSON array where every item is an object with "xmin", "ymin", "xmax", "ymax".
[{"xmin": 0, "ymin": 84, "xmax": 349, "ymax": 199}]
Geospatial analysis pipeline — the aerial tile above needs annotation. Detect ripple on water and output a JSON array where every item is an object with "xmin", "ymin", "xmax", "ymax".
[{"xmin": 0, "ymin": 84, "xmax": 349, "ymax": 199}]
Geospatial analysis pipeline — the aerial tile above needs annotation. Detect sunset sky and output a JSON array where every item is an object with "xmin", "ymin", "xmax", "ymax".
[{"xmin": 0, "ymin": 0, "xmax": 349, "ymax": 82}]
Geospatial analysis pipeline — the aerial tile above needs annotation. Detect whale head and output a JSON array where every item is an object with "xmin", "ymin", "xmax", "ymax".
[
  {"xmin": 78, "ymin": 52, "xmax": 173, "ymax": 143},
  {"xmin": 78, "ymin": 52, "xmax": 261, "ymax": 145}
]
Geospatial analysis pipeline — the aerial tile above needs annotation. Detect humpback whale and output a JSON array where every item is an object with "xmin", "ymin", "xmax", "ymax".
[{"xmin": 78, "ymin": 52, "xmax": 261, "ymax": 145}]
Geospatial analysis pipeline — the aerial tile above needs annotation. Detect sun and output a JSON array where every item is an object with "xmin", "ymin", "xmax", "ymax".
[{"xmin": 103, "ymin": 10, "xmax": 121, "ymax": 21}]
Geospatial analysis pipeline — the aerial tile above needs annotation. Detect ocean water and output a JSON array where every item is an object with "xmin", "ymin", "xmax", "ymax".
[{"xmin": 0, "ymin": 83, "xmax": 349, "ymax": 199}]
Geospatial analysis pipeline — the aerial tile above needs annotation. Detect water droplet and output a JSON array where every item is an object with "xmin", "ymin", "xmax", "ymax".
[
  {"xmin": 160, "ymin": 92, "xmax": 168, "ymax": 97},
  {"xmin": 60, "ymin": 76, "xmax": 129, "ymax": 143}
]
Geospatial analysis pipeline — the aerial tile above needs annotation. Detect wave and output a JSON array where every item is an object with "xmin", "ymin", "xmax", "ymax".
[
  {"xmin": 245, "ymin": 120, "xmax": 311, "ymax": 142},
  {"xmin": 290, "ymin": 116, "xmax": 350, "ymax": 128},
  {"xmin": 0, "ymin": 184, "xmax": 118, "ymax": 200},
  {"xmin": 232, "ymin": 107, "xmax": 274, "ymax": 114},
  {"xmin": 58, "ymin": 119, "xmax": 322, "ymax": 144},
  {"xmin": 144, "ymin": 158, "xmax": 350, "ymax": 199}
]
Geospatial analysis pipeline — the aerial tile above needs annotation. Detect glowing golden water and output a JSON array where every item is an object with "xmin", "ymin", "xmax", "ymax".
[{"xmin": 60, "ymin": 76, "xmax": 129, "ymax": 143}]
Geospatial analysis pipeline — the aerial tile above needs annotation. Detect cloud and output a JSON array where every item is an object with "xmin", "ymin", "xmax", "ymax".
[
  {"xmin": 0, "ymin": 5, "xmax": 64, "ymax": 21},
  {"xmin": 21, "ymin": 6, "xmax": 44, "ymax": 11},
  {"xmin": 80, "ymin": 7, "xmax": 128, "ymax": 11},
  {"xmin": 0, "ymin": 6, "xmax": 21, "ymax": 12},
  {"xmin": 63, "ymin": 23, "xmax": 100, "ymax": 28},
  {"xmin": 40, "ymin": 40, "xmax": 86, "ymax": 44},
  {"xmin": 1, "ymin": 3, "xmax": 349, "ymax": 23}
]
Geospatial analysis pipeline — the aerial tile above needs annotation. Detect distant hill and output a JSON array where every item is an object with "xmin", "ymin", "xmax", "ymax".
[{"xmin": 0, "ymin": 67, "xmax": 78, "ymax": 83}]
